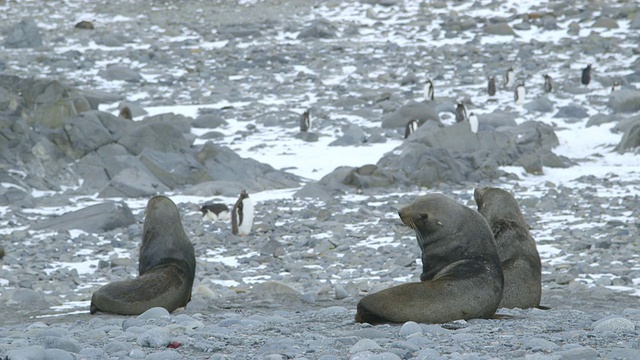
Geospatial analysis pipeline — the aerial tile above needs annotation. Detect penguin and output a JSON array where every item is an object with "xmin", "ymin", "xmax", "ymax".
[
  {"xmin": 231, "ymin": 190, "xmax": 254, "ymax": 236},
  {"xmin": 468, "ymin": 112, "xmax": 479, "ymax": 134},
  {"xmin": 455, "ymin": 102, "xmax": 467, "ymax": 123},
  {"xmin": 199, "ymin": 203, "xmax": 230, "ymax": 222},
  {"xmin": 581, "ymin": 64, "xmax": 591, "ymax": 86},
  {"xmin": 300, "ymin": 109, "xmax": 311, "ymax": 132},
  {"xmin": 118, "ymin": 106, "xmax": 133, "ymax": 120},
  {"xmin": 504, "ymin": 67, "xmax": 515, "ymax": 88},
  {"xmin": 611, "ymin": 81, "xmax": 621, "ymax": 92},
  {"xmin": 404, "ymin": 119, "xmax": 420, "ymax": 139},
  {"xmin": 487, "ymin": 76, "xmax": 496, "ymax": 96},
  {"xmin": 543, "ymin": 74, "xmax": 553, "ymax": 93},
  {"xmin": 423, "ymin": 78, "xmax": 434, "ymax": 101},
  {"xmin": 514, "ymin": 81, "xmax": 526, "ymax": 105}
]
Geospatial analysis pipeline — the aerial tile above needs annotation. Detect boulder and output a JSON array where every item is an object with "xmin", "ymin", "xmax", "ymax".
[
  {"xmin": 297, "ymin": 19, "xmax": 337, "ymax": 39},
  {"xmin": 4, "ymin": 19, "xmax": 42, "ymax": 48},
  {"xmin": 138, "ymin": 148, "xmax": 211, "ymax": 189},
  {"xmin": 98, "ymin": 64, "xmax": 143, "ymax": 82},
  {"xmin": 329, "ymin": 124, "xmax": 367, "ymax": 146},
  {"xmin": 31, "ymin": 201, "xmax": 136, "ymax": 233},
  {"xmin": 484, "ymin": 23, "xmax": 516, "ymax": 36},
  {"xmin": 615, "ymin": 119, "xmax": 640, "ymax": 154},
  {"xmin": 553, "ymin": 104, "xmax": 589, "ymax": 119},
  {"xmin": 116, "ymin": 122, "xmax": 191, "ymax": 156},
  {"xmin": 380, "ymin": 101, "xmax": 441, "ymax": 129},
  {"xmin": 98, "ymin": 167, "xmax": 170, "ymax": 198},
  {"xmin": 608, "ymin": 89, "xmax": 640, "ymax": 113}
]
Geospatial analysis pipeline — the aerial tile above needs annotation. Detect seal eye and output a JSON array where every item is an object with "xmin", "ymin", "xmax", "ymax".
[{"xmin": 419, "ymin": 213, "xmax": 429, "ymax": 220}]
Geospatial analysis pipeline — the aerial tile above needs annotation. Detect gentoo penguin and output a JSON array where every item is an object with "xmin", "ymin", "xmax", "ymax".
[
  {"xmin": 455, "ymin": 102, "xmax": 467, "ymax": 122},
  {"xmin": 504, "ymin": 67, "xmax": 515, "ymax": 88},
  {"xmin": 514, "ymin": 81, "xmax": 526, "ymax": 104},
  {"xmin": 611, "ymin": 81, "xmax": 621, "ymax": 92},
  {"xmin": 581, "ymin": 64, "xmax": 591, "ymax": 85},
  {"xmin": 231, "ymin": 190, "xmax": 254, "ymax": 236},
  {"xmin": 468, "ymin": 112, "xmax": 479, "ymax": 134},
  {"xmin": 404, "ymin": 119, "xmax": 420, "ymax": 139},
  {"xmin": 543, "ymin": 74, "xmax": 553, "ymax": 93},
  {"xmin": 199, "ymin": 203, "xmax": 230, "ymax": 222},
  {"xmin": 488, "ymin": 76, "xmax": 496, "ymax": 96},
  {"xmin": 300, "ymin": 109, "xmax": 311, "ymax": 132},
  {"xmin": 423, "ymin": 78, "xmax": 434, "ymax": 101}
]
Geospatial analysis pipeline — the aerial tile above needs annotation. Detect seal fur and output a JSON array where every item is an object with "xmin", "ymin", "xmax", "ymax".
[
  {"xmin": 474, "ymin": 187, "xmax": 542, "ymax": 309},
  {"xmin": 90, "ymin": 195, "xmax": 196, "ymax": 315},
  {"xmin": 355, "ymin": 193, "xmax": 503, "ymax": 324}
]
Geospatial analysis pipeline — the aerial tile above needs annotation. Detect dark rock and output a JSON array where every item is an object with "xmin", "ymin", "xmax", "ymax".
[
  {"xmin": 4, "ymin": 19, "xmax": 43, "ymax": 48},
  {"xmin": 341, "ymin": 164, "xmax": 395, "ymax": 189},
  {"xmin": 32, "ymin": 201, "xmax": 136, "ymax": 233},
  {"xmin": 195, "ymin": 142, "xmax": 301, "ymax": 191},
  {"xmin": 49, "ymin": 111, "xmax": 116, "ymax": 159},
  {"xmin": 380, "ymin": 101, "xmax": 440, "ymax": 129},
  {"xmin": 615, "ymin": 119, "xmax": 640, "ymax": 154},
  {"xmin": 329, "ymin": 124, "xmax": 366, "ymax": 146},
  {"xmin": 553, "ymin": 104, "xmax": 589, "ymax": 119},
  {"xmin": 295, "ymin": 131, "xmax": 319, "ymax": 142},
  {"xmin": 74, "ymin": 21, "xmax": 94, "ymax": 30},
  {"xmin": 484, "ymin": 23, "xmax": 516, "ymax": 36},
  {"xmin": 608, "ymin": 89, "xmax": 640, "ymax": 113},
  {"xmin": 524, "ymin": 97, "xmax": 554, "ymax": 113},
  {"xmin": 297, "ymin": 19, "xmax": 337, "ymax": 39},
  {"xmin": 98, "ymin": 65, "xmax": 143, "ymax": 82},
  {"xmin": 98, "ymin": 167, "xmax": 170, "ymax": 198}
]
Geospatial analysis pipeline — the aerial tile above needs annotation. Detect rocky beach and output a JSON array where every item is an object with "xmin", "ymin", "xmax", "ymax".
[{"xmin": 1, "ymin": 0, "xmax": 640, "ymax": 359}]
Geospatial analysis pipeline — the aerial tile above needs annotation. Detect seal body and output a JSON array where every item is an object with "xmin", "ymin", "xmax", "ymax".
[
  {"xmin": 474, "ymin": 187, "xmax": 542, "ymax": 309},
  {"xmin": 355, "ymin": 193, "xmax": 503, "ymax": 324},
  {"xmin": 90, "ymin": 196, "xmax": 196, "ymax": 315},
  {"xmin": 581, "ymin": 64, "xmax": 591, "ymax": 85},
  {"xmin": 200, "ymin": 203, "xmax": 230, "ymax": 222},
  {"xmin": 232, "ymin": 190, "xmax": 254, "ymax": 236}
]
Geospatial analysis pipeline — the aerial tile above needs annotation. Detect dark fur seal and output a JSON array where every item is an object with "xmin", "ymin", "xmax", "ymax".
[
  {"xmin": 474, "ymin": 187, "xmax": 542, "ymax": 309},
  {"xmin": 90, "ymin": 196, "xmax": 196, "ymax": 315},
  {"xmin": 355, "ymin": 193, "xmax": 503, "ymax": 324}
]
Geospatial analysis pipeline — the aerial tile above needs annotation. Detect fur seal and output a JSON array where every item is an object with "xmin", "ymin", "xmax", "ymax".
[
  {"xmin": 355, "ymin": 193, "xmax": 503, "ymax": 324},
  {"xmin": 119, "ymin": 106, "xmax": 133, "ymax": 120},
  {"xmin": 514, "ymin": 81, "xmax": 526, "ymax": 104},
  {"xmin": 423, "ymin": 78, "xmax": 434, "ymax": 101},
  {"xmin": 199, "ymin": 203, "xmax": 230, "ymax": 222},
  {"xmin": 404, "ymin": 119, "xmax": 420, "ymax": 139},
  {"xmin": 487, "ymin": 76, "xmax": 496, "ymax": 96},
  {"xmin": 474, "ymin": 187, "xmax": 542, "ymax": 309},
  {"xmin": 543, "ymin": 74, "xmax": 553, "ymax": 93},
  {"xmin": 455, "ymin": 101, "xmax": 467, "ymax": 122},
  {"xmin": 300, "ymin": 109, "xmax": 311, "ymax": 132},
  {"xmin": 232, "ymin": 190, "xmax": 254, "ymax": 236},
  {"xmin": 581, "ymin": 64, "xmax": 592, "ymax": 85},
  {"xmin": 90, "ymin": 196, "xmax": 196, "ymax": 315}
]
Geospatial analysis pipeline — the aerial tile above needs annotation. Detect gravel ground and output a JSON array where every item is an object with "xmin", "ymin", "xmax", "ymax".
[{"xmin": 1, "ymin": 0, "xmax": 640, "ymax": 359}]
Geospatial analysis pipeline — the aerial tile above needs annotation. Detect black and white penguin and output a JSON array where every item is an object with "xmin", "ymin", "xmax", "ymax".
[
  {"xmin": 488, "ymin": 76, "xmax": 496, "ymax": 96},
  {"xmin": 455, "ymin": 101, "xmax": 467, "ymax": 122},
  {"xmin": 468, "ymin": 112, "xmax": 479, "ymax": 134},
  {"xmin": 611, "ymin": 81, "xmax": 621, "ymax": 92},
  {"xmin": 581, "ymin": 64, "xmax": 591, "ymax": 86},
  {"xmin": 300, "ymin": 109, "xmax": 311, "ymax": 132},
  {"xmin": 504, "ymin": 67, "xmax": 515, "ymax": 88},
  {"xmin": 423, "ymin": 78, "xmax": 434, "ymax": 101},
  {"xmin": 404, "ymin": 119, "xmax": 420, "ymax": 139},
  {"xmin": 199, "ymin": 203, "xmax": 230, "ymax": 222},
  {"xmin": 543, "ymin": 74, "xmax": 553, "ymax": 93},
  {"xmin": 231, "ymin": 190, "xmax": 254, "ymax": 236},
  {"xmin": 514, "ymin": 81, "xmax": 526, "ymax": 104}
]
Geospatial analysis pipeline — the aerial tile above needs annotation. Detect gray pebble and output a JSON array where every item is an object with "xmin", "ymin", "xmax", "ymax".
[{"xmin": 136, "ymin": 328, "xmax": 171, "ymax": 348}]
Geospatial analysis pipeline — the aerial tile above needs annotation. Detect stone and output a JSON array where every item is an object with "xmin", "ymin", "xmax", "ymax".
[
  {"xmin": 329, "ymin": 124, "xmax": 367, "ymax": 146},
  {"xmin": 484, "ymin": 23, "xmax": 516, "ymax": 36},
  {"xmin": 31, "ymin": 201, "xmax": 136, "ymax": 233},
  {"xmin": 380, "ymin": 101, "xmax": 440, "ymax": 129},
  {"xmin": 98, "ymin": 65, "xmax": 143, "ymax": 82},
  {"xmin": 608, "ymin": 89, "xmax": 640, "ymax": 113},
  {"xmin": 4, "ymin": 19, "xmax": 43, "ymax": 48}
]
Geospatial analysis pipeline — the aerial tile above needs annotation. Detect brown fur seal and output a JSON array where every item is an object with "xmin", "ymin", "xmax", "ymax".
[
  {"xmin": 90, "ymin": 196, "xmax": 196, "ymax": 315},
  {"xmin": 474, "ymin": 187, "xmax": 541, "ymax": 309},
  {"xmin": 355, "ymin": 193, "xmax": 503, "ymax": 324},
  {"xmin": 118, "ymin": 106, "xmax": 133, "ymax": 120}
]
